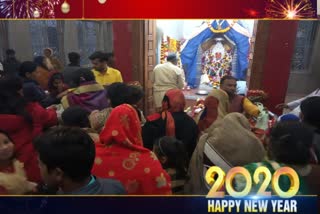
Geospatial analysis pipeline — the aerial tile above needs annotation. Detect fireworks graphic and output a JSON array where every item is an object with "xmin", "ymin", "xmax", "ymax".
[
  {"xmin": 0, "ymin": 0, "xmax": 62, "ymax": 18},
  {"xmin": 265, "ymin": 0, "xmax": 315, "ymax": 19}
]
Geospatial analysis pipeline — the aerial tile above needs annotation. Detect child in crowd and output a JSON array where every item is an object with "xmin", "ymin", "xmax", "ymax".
[
  {"xmin": 0, "ymin": 130, "xmax": 36, "ymax": 194},
  {"xmin": 34, "ymin": 127, "xmax": 126, "ymax": 195},
  {"xmin": 43, "ymin": 72, "xmax": 69, "ymax": 106},
  {"xmin": 153, "ymin": 136, "xmax": 188, "ymax": 194}
]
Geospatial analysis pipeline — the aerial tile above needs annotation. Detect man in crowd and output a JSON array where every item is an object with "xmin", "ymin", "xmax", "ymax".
[
  {"xmin": 19, "ymin": 61, "xmax": 47, "ymax": 106},
  {"xmin": 34, "ymin": 127, "xmax": 126, "ymax": 195},
  {"xmin": 220, "ymin": 75, "xmax": 259, "ymax": 117},
  {"xmin": 3, "ymin": 49, "xmax": 21, "ymax": 77},
  {"xmin": 276, "ymin": 88, "xmax": 320, "ymax": 116},
  {"xmin": 106, "ymin": 52, "xmax": 116, "ymax": 68},
  {"xmin": 62, "ymin": 52, "xmax": 81, "ymax": 87},
  {"xmin": 152, "ymin": 53, "xmax": 185, "ymax": 111},
  {"xmin": 89, "ymin": 51, "xmax": 123, "ymax": 86}
]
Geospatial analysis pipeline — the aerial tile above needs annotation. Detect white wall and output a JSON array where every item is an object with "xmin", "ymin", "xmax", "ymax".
[{"xmin": 156, "ymin": 20, "xmax": 255, "ymax": 41}]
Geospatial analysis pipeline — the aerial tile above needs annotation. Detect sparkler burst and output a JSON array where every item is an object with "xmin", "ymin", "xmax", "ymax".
[
  {"xmin": 265, "ymin": 0, "xmax": 315, "ymax": 19},
  {"xmin": 0, "ymin": 0, "xmax": 62, "ymax": 18}
]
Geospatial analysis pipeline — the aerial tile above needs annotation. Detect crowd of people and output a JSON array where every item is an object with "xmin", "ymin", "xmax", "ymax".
[{"xmin": 0, "ymin": 49, "xmax": 319, "ymax": 196}]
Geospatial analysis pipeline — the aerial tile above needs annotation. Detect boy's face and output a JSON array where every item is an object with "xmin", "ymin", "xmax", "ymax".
[
  {"xmin": 38, "ymin": 158, "xmax": 63, "ymax": 189},
  {"xmin": 0, "ymin": 133, "xmax": 14, "ymax": 161},
  {"xmin": 53, "ymin": 79, "xmax": 64, "ymax": 91}
]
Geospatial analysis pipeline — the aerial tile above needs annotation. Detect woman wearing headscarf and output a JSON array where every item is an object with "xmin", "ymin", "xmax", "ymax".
[
  {"xmin": 61, "ymin": 68, "xmax": 109, "ymax": 112},
  {"xmin": 197, "ymin": 89, "xmax": 230, "ymax": 133},
  {"xmin": 143, "ymin": 89, "xmax": 198, "ymax": 162},
  {"xmin": 185, "ymin": 110, "xmax": 265, "ymax": 193},
  {"xmin": 43, "ymin": 48, "xmax": 63, "ymax": 72},
  {"xmin": 92, "ymin": 104, "xmax": 172, "ymax": 195},
  {"xmin": 89, "ymin": 82, "xmax": 145, "ymax": 133}
]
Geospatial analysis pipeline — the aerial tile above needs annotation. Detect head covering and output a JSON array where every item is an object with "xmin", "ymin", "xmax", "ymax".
[
  {"xmin": 61, "ymin": 81, "xmax": 109, "ymax": 112},
  {"xmin": 161, "ymin": 89, "xmax": 186, "ymax": 136},
  {"xmin": 206, "ymin": 113, "xmax": 265, "ymax": 166},
  {"xmin": 93, "ymin": 104, "xmax": 172, "ymax": 195},
  {"xmin": 198, "ymin": 89, "xmax": 229, "ymax": 132},
  {"xmin": 185, "ymin": 112, "xmax": 265, "ymax": 194},
  {"xmin": 43, "ymin": 48, "xmax": 53, "ymax": 56},
  {"xmin": 162, "ymin": 89, "xmax": 186, "ymax": 113},
  {"xmin": 100, "ymin": 104, "xmax": 145, "ymax": 150},
  {"xmin": 277, "ymin": 114, "xmax": 300, "ymax": 122}
]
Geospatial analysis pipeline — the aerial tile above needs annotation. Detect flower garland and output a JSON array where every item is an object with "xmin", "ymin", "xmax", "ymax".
[
  {"xmin": 201, "ymin": 45, "xmax": 233, "ymax": 86},
  {"xmin": 206, "ymin": 20, "xmax": 237, "ymax": 34}
]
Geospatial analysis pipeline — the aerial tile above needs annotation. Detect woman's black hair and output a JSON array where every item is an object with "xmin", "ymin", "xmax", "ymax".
[
  {"xmin": 72, "ymin": 68, "xmax": 95, "ymax": 87},
  {"xmin": 300, "ymin": 96, "xmax": 320, "ymax": 130},
  {"xmin": 153, "ymin": 136, "xmax": 188, "ymax": 178},
  {"xmin": 0, "ymin": 76, "xmax": 32, "ymax": 123},
  {"xmin": 0, "ymin": 129, "xmax": 13, "ymax": 142},
  {"xmin": 61, "ymin": 106, "xmax": 90, "ymax": 128},
  {"xmin": 269, "ymin": 121, "xmax": 314, "ymax": 165},
  {"xmin": 33, "ymin": 56, "xmax": 48, "ymax": 70},
  {"xmin": 126, "ymin": 85, "xmax": 144, "ymax": 105},
  {"xmin": 0, "ymin": 129, "xmax": 15, "ymax": 160}
]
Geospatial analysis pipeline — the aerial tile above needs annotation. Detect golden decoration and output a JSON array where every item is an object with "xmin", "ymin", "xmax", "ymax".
[
  {"xmin": 144, "ymin": 168, "xmax": 151, "ymax": 174},
  {"xmin": 111, "ymin": 130, "xmax": 119, "ymax": 136},
  {"xmin": 33, "ymin": 9, "xmax": 40, "ymax": 18},
  {"xmin": 122, "ymin": 158, "xmax": 136, "ymax": 170},
  {"xmin": 95, "ymin": 157, "xmax": 102, "ymax": 165},
  {"xmin": 108, "ymin": 170, "xmax": 115, "ymax": 176},
  {"xmin": 206, "ymin": 20, "xmax": 237, "ymax": 34},
  {"xmin": 129, "ymin": 152, "xmax": 140, "ymax": 159},
  {"xmin": 98, "ymin": 0, "xmax": 107, "ymax": 3},
  {"xmin": 61, "ymin": 1, "xmax": 70, "ymax": 14}
]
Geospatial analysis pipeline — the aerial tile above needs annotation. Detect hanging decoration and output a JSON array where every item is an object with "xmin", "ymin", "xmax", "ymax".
[
  {"xmin": 98, "ymin": 0, "xmax": 107, "ymax": 4},
  {"xmin": 160, "ymin": 35, "xmax": 182, "ymax": 67},
  {"xmin": 206, "ymin": 20, "xmax": 237, "ymax": 34},
  {"xmin": 61, "ymin": 0, "xmax": 70, "ymax": 14},
  {"xmin": 0, "ymin": 0, "xmax": 63, "ymax": 18},
  {"xmin": 265, "ymin": 0, "xmax": 315, "ymax": 18},
  {"xmin": 160, "ymin": 36, "xmax": 168, "ymax": 64}
]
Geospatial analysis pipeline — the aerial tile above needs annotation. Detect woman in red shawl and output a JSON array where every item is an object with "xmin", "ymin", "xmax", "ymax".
[
  {"xmin": 142, "ymin": 89, "xmax": 198, "ymax": 163},
  {"xmin": 92, "ymin": 104, "xmax": 172, "ymax": 195},
  {"xmin": 0, "ymin": 76, "xmax": 58, "ymax": 183}
]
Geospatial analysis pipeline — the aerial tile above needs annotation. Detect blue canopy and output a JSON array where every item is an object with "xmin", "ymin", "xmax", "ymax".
[{"xmin": 180, "ymin": 21, "xmax": 250, "ymax": 87}]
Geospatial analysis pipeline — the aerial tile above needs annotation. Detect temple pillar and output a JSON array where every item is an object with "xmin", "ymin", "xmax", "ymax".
[{"xmin": 249, "ymin": 21, "xmax": 298, "ymax": 115}]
